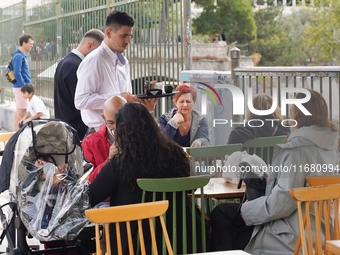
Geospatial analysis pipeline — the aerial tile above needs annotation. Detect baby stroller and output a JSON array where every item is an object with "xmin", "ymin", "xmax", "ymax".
[{"xmin": 0, "ymin": 120, "xmax": 94, "ymax": 254}]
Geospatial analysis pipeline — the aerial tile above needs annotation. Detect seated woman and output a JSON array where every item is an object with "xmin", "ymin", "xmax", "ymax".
[
  {"xmin": 89, "ymin": 102, "xmax": 190, "ymax": 254},
  {"xmin": 228, "ymin": 93, "xmax": 290, "ymax": 144},
  {"xmin": 158, "ymin": 83, "xmax": 210, "ymax": 147},
  {"xmin": 210, "ymin": 89, "xmax": 339, "ymax": 254}
]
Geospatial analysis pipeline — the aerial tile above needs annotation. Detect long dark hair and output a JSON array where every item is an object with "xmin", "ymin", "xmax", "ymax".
[{"xmin": 114, "ymin": 103, "xmax": 190, "ymax": 188}]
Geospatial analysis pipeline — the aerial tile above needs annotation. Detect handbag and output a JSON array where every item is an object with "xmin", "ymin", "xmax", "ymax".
[{"xmin": 237, "ymin": 161, "xmax": 268, "ymax": 201}]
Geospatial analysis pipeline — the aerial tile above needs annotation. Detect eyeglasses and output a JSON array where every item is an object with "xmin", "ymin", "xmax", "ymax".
[{"xmin": 107, "ymin": 126, "xmax": 115, "ymax": 137}]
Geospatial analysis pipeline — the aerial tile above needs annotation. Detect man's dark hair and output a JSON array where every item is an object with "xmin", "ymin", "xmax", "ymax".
[
  {"xmin": 83, "ymin": 29, "xmax": 105, "ymax": 43},
  {"xmin": 21, "ymin": 84, "xmax": 35, "ymax": 94},
  {"xmin": 19, "ymin": 34, "xmax": 33, "ymax": 46},
  {"xmin": 105, "ymin": 11, "xmax": 134, "ymax": 31}
]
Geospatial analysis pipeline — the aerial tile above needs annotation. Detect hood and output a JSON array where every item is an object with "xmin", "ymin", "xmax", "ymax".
[{"xmin": 281, "ymin": 125, "xmax": 338, "ymax": 151}]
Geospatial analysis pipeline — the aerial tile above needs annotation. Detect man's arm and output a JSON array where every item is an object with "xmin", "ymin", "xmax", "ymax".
[{"xmin": 12, "ymin": 54, "xmax": 25, "ymax": 86}]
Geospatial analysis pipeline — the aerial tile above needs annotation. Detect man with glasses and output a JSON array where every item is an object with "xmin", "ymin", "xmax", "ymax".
[{"xmin": 82, "ymin": 96, "xmax": 126, "ymax": 183}]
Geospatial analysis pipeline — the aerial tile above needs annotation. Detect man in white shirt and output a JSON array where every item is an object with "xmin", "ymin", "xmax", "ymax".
[{"xmin": 75, "ymin": 10, "xmax": 154, "ymax": 130}]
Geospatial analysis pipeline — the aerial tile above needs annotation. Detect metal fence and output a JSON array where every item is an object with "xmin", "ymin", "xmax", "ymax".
[
  {"xmin": 0, "ymin": 0, "xmax": 191, "ymax": 117},
  {"xmin": 234, "ymin": 66, "xmax": 340, "ymax": 126}
]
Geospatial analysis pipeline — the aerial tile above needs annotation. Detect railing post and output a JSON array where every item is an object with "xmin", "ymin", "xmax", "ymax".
[
  {"xmin": 230, "ymin": 47, "xmax": 242, "ymax": 123},
  {"xmin": 183, "ymin": 0, "xmax": 192, "ymax": 70},
  {"xmin": 230, "ymin": 47, "xmax": 240, "ymax": 87},
  {"xmin": 56, "ymin": 1, "xmax": 62, "ymax": 58},
  {"xmin": 22, "ymin": 0, "xmax": 27, "ymax": 32}
]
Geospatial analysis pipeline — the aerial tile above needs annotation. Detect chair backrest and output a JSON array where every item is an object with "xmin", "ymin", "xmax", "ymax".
[
  {"xmin": 85, "ymin": 200, "xmax": 173, "ymax": 255},
  {"xmin": 137, "ymin": 175, "xmax": 210, "ymax": 254},
  {"xmin": 0, "ymin": 132, "xmax": 15, "ymax": 152},
  {"xmin": 307, "ymin": 175, "xmax": 340, "ymax": 186},
  {"xmin": 289, "ymin": 184, "xmax": 340, "ymax": 255},
  {"xmin": 186, "ymin": 144, "xmax": 242, "ymax": 176},
  {"xmin": 243, "ymin": 135, "xmax": 287, "ymax": 164}
]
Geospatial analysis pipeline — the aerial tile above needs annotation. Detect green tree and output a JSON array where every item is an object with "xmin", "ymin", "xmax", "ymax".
[
  {"xmin": 249, "ymin": 7, "xmax": 311, "ymax": 66},
  {"xmin": 303, "ymin": 0, "xmax": 340, "ymax": 65},
  {"xmin": 192, "ymin": 0, "xmax": 256, "ymax": 44}
]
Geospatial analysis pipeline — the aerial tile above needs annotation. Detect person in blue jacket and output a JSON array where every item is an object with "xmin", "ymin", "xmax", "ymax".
[
  {"xmin": 158, "ymin": 83, "xmax": 210, "ymax": 147},
  {"xmin": 12, "ymin": 34, "xmax": 34, "ymax": 131}
]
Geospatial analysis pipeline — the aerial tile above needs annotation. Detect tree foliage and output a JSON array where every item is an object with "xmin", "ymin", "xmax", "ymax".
[
  {"xmin": 303, "ymin": 0, "xmax": 340, "ymax": 65},
  {"xmin": 192, "ymin": 0, "xmax": 256, "ymax": 44},
  {"xmin": 249, "ymin": 7, "xmax": 311, "ymax": 66}
]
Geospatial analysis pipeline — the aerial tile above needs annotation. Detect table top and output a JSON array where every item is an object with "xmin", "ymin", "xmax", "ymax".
[
  {"xmin": 189, "ymin": 250, "xmax": 251, "ymax": 255},
  {"xmin": 326, "ymin": 240, "xmax": 340, "ymax": 254},
  {"xmin": 195, "ymin": 178, "xmax": 245, "ymax": 199}
]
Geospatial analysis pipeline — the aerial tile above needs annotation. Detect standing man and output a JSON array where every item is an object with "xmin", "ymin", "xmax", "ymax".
[
  {"xmin": 13, "ymin": 34, "xmax": 34, "ymax": 131},
  {"xmin": 75, "ymin": 10, "xmax": 140, "ymax": 130},
  {"xmin": 54, "ymin": 29, "xmax": 105, "ymax": 140}
]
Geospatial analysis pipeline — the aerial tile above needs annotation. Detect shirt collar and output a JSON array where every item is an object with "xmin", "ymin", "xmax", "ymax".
[
  {"xmin": 71, "ymin": 49, "xmax": 85, "ymax": 60},
  {"xmin": 102, "ymin": 41, "xmax": 126, "ymax": 66}
]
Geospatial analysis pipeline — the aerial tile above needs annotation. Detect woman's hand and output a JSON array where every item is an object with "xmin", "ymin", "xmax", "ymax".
[
  {"xmin": 191, "ymin": 139, "xmax": 203, "ymax": 147},
  {"xmin": 108, "ymin": 143, "xmax": 118, "ymax": 160},
  {"xmin": 172, "ymin": 112, "xmax": 184, "ymax": 124}
]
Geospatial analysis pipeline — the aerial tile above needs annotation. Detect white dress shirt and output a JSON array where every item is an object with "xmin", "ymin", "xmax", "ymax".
[
  {"xmin": 71, "ymin": 48, "xmax": 85, "ymax": 60},
  {"xmin": 75, "ymin": 41, "xmax": 132, "ymax": 128}
]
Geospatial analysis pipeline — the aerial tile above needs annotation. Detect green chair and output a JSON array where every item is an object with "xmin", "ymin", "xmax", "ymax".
[
  {"xmin": 243, "ymin": 135, "xmax": 287, "ymax": 164},
  {"xmin": 186, "ymin": 144, "xmax": 243, "ymax": 176},
  {"xmin": 137, "ymin": 175, "xmax": 210, "ymax": 255}
]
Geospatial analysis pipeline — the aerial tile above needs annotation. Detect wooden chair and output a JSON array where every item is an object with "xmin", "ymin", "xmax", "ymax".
[
  {"xmin": 186, "ymin": 144, "xmax": 242, "ymax": 176},
  {"xmin": 137, "ymin": 175, "xmax": 210, "ymax": 254},
  {"xmin": 307, "ymin": 175, "xmax": 340, "ymax": 186},
  {"xmin": 243, "ymin": 135, "xmax": 287, "ymax": 164},
  {"xmin": 0, "ymin": 132, "xmax": 15, "ymax": 153},
  {"xmin": 85, "ymin": 200, "xmax": 173, "ymax": 255},
  {"xmin": 0, "ymin": 132, "xmax": 15, "ymax": 166},
  {"xmin": 289, "ymin": 184, "xmax": 340, "ymax": 255}
]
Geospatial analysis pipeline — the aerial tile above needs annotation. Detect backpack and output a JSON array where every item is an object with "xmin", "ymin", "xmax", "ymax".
[{"xmin": 6, "ymin": 52, "xmax": 25, "ymax": 84}]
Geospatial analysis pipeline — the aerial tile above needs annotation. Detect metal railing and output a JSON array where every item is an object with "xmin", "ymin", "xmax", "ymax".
[
  {"xmin": 0, "ymin": 0, "xmax": 191, "ymax": 117},
  {"xmin": 233, "ymin": 66, "xmax": 340, "ymax": 126}
]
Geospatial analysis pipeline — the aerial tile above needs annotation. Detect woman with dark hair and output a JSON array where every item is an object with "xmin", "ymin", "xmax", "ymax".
[
  {"xmin": 158, "ymin": 83, "xmax": 210, "ymax": 147},
  {"xmin": 228, "ymin": 93, "xmax": 290, "ymax": 144},
  {"xmin": 211, "ymin": 89, "xmax": 339, "ymax": 254},
  {"xmin": 89, "ymin": 102, "xmax": 190, "ymax": 253}
]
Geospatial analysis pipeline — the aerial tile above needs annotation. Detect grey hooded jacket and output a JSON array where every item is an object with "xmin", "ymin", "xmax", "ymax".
[{"xmin": 241, "ymin": 125, "xmax": 339, "ymax": 255}]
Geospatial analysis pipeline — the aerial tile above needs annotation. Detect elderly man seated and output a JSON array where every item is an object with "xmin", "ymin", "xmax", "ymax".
[{"xmin": 82, "ymin": 96, "xmax": 126, "ymax": 183}]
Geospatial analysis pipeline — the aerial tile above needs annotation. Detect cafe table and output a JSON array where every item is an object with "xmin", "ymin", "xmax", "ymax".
[
  {"xmin": 194, "ymin": 177, "xmax": 245, "ymax": 199},
  {"xmin": 194, "ymin": 177, "xmax": 245, "ymax": 212}
]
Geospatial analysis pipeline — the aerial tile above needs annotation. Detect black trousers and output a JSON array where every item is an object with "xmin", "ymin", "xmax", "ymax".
[{"xmin": 210, "ymin": 203, "xmax": 254, "ymax": 251}]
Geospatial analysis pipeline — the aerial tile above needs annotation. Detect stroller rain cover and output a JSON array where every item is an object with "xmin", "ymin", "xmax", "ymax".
[{"xmin": 5, "ymin": 120, "xmax": 91, "ymax": 242}]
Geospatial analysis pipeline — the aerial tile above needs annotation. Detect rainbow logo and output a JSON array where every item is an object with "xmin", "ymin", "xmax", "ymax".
[{"xmin": 197, "ymin": 82, "xmax": 223, "ymax": 106}]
